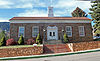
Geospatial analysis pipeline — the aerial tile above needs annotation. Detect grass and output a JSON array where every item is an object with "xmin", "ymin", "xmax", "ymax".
[{"xmin": 0, "ymin": 45, "xmax": 34, "ymax": 49}]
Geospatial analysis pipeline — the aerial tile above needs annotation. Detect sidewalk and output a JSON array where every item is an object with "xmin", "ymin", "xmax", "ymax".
[{"xmin": 0, "ymin": 48, "xmax": 100, "ymax": 60}]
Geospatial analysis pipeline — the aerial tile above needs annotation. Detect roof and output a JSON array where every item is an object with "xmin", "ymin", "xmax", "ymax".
[{"xmin": 9, "ymin": 17, "xmax": 91, "ymax": 21}]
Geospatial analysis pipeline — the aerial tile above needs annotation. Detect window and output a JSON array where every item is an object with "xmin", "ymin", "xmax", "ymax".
[
  {"xmin": 32, "ymin": 26, "xmax": 39, "ymax": 37},
  {"xmin": 66, "ymin": 26, "xmax": 72, "ymax": 37},
  {"xmin": 53, "ymin": 32, "xmax": 55, "ymax": 36},
  {"xmin": 50, "ymin": 32, "xmax": 52, "ymax": 36},
  {"xmin": 79, "ymin": 26, "xmax": 85, "ymax": 36},
  {"xmin": 18, "ymin": 27, "xmax": 25, "ymax": 37}
]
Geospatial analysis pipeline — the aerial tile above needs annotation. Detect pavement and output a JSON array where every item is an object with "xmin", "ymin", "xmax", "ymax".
[{"xmin": 1, "ymin": 48, "xmax": 100, "ymax": 60}]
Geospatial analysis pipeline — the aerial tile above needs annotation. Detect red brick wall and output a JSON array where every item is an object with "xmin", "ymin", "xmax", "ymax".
[
  {"xmin": 10, "ymin": 23, "xmax": 93, "ymax": 42},
  {"xmin": 72, "ymin": 41, "xmax": 100, "ymax": 51},
  {"xmin": 43, "ymin": 44, "xmax": 71, "ymax": 53},
  {"xmin": 0, "ymin": 46, "xmax": 43, "ymax": 57}
]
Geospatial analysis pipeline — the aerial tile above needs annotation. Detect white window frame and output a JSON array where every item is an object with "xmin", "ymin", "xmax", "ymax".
[
  {"xmin": 66, "ymin": 26, "xmax": 72, "ymax": 37},
  {"xmin": 32, "ymin": 26, "xmax": 39, "ymax": 37},
  {"xmin": 78, "ymin": 26, "xmax": 85, "ymax": 36},
  {"xmin": 18, "ymin": 26, "xmax": 25, "ymax": 37}
]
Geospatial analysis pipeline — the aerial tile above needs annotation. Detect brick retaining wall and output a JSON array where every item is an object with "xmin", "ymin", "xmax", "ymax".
[
  {"xmin": 0, "ymin": 46, "xmax": 43, "ymax": 58},
  {"xmin": 72, "ymin": 41, "xmax": 100, "ymax": 51}
]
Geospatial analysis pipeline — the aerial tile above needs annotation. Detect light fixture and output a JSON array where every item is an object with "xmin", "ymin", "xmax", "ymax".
[
  {"xmin": 62, "ymin": 29, "xmax": 64, "ymax": 32},
  {"xmin": 43, "ymin": 29, "xmax": 46, "ymax": 32}
]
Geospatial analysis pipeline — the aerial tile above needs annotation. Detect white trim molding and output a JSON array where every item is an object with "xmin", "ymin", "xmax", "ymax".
[{"xmin": 10, "ymin": 20, "xmax": 91, "ymax": 23}]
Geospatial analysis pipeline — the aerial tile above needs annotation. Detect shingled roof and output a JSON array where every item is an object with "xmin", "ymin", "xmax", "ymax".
[{"xmin": 9, "ymin": 17, "xmax": 91, "ymax": 21}]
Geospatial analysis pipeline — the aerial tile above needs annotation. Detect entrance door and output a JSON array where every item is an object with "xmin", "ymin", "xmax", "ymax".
[{"xmin": 47, "ymin": 26, "xmax": 58, "ymax": 40}]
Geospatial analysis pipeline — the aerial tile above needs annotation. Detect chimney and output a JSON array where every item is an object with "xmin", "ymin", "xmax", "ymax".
[{"xmin": 48, "ymin": 7, "xmax": 54, "ymax": 17}]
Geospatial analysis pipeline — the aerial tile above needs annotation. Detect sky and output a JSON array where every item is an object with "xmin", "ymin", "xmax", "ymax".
[{"xmin": 0, "ymin": 0, "xmax": 92, "ymax": 22}]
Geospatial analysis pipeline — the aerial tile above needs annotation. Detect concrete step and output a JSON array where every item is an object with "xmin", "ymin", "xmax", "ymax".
[
  {"xmin": 43, "ymin": 44, "xmax": 71, "ymax": 54},
  {"xmin": 44, "ymin": 40, "xmax": 64, "ymax": 44}
]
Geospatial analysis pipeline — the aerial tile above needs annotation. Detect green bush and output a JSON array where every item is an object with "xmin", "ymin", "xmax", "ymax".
[
  {"xmin": 18, "ymin": 35, "xmax": 24, "ymax": 45},
  {"xmin": 0, "ymin": 36, "xmax": 6, "ymax": 46},
  {"xmin": 63, "ymin": 33, "xmax": 69, "ymax": 43},
  {"xmin": 36, "ymin": 34, "xmax": 42, "ymax": 44}
]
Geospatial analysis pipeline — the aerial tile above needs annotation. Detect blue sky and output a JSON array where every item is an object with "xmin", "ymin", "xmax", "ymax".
[{"xmin": 0, "ymin": 0, "xmax": 92, "ymax": 22}]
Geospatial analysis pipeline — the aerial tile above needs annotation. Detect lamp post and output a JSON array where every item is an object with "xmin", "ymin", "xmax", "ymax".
[{"xmin": 43, "ymin": 29, "xmax": 46, "ymax": 44}]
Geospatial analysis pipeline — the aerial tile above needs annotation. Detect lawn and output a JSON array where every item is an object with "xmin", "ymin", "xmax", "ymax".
[{"xmin": 0, "ymin": 45, "xmax": 34, "ymax": 49}]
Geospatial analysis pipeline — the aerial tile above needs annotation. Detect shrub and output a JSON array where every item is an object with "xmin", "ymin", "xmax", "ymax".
[
  {"xmin": 27, "ymin": 39, "xmax": 35, "ymax": 45},
  {"xmin": 63, "ymin": 33, "xmax": 69, "ymax": 43},
  {"xmin": 0, "ymin": 36, "xmax": 6, "ymax": 46},
  {"xmin": 36, "ymin": 34, "xmax": 42, "ymax": 44},
  {"xmin": 18, "ymin": 35, "xmax": 24, "ymax": 45},
  {"xmin": 6, "ymin": 38, "xmax": 17, "ymax": 46}
]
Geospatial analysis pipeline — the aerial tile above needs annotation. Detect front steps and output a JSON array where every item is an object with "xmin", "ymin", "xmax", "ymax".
[
  {"xmin": 44, "ymin": 40, "xmax": 64, "ymax": 44},
  {"xmin": 43, "ymin": 44, "xmax": 71, "ymax": 54}
]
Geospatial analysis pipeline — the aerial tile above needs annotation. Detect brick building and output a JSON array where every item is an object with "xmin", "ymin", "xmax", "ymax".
[{"xmin": 9, "ymin": 7, "xmax": 93, "ymax": 43}]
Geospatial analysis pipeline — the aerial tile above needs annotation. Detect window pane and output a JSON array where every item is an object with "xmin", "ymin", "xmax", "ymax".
[
  {"xmin": 33, "ymin": 32, "xmax": 38, "ymax": 37},
  {"xmin": 50, "ymin": 32, "xmax": 52, "ymax": 36},
  {"xmin": 34, "ymin": 28, "xmax": 38, "ymax": 31},
  {"xmin": 53, "ymin": 32, "xmax": 55, "ymax": 36},
  {"xmin": 32, "ymin": 26, "xmax": 39, "ymax": 37},
  {"xmin": 66, "ymin": 27, "xmax": 71, "ymax": 31},
  {"xmin": 66, "ymin": 26, "xmax": 72, "ymax": 37},
  {"xmin": 79, "ymin": 26, "xmax": 85, "ymax": 36},
  {"xmin": 19, "ymin": 27, "xmax": 24, "ymax": 37},
  {"xmin": 66, "ymin": 32, "xmax": 71, "ymax": 36}
]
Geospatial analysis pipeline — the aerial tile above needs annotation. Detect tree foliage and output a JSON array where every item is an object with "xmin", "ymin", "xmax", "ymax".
[
  {"xmin": 89, "ymin": 0, "xmax": 100, "ymax": 35},
  {"xmin": 71, "ymin": 7, "xmax": 87, "ymax": 17},
  {"xmin": 0, "ymin": 31, "xmax": 5, "ymax": 40}
]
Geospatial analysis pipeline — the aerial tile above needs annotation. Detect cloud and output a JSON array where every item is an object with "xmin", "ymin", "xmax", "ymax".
[
  {"xmin": 18, "ymin": 9, "xmax": 47, "ymax": 17},
  {"xmin": 0, "ymin": 18, "xmax": 9, "ymax": 22},
  {"xmin": 54, "ymin": 0, "xmax": 91, "ymax": 16},
  {"xmin": 0, "ymin": 0, "xmax": 13, "ymax": 8},
  {"xmin": 54, "ymin": 0, "xmax": 91, "ymax": 9},
  {"xmin": 0, "ymin": 0, "xmax": 47, "ymax": 8}
]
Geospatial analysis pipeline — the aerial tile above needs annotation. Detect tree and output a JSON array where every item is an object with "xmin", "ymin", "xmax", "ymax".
[
  {"xmin": 0, "ymin": 31, "xmax": 5, "ymax": 40},
  {"xmin": 71, "ymin": 7, "xmax": 87, "ymax": 17},
  {"xmin": 63, "ymin": 33, "xmax": 69, "ymax": 43},
  {"xmin": 18, "ymin": 35, "xmax": 24, "ymax": 45},
  {"xmin": 0, "ymin": 31, "xmax": 9, "ymax": 40},
  {"xmin": 36, "ymin": 34, "xmax": 42, "ymax": 44},
  {"xmin": 89, "ymin": 0, "xmax": 100, "ymax": 36},
  {"xmin": 0, "ymin": 36, "xmax": 6, "ymax": 46}
]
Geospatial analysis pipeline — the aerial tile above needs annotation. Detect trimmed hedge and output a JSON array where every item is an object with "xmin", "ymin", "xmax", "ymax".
[
  {"xmin": 0, "ymin": 36, "xmax": 6, "ymax": 46},
  {"xmin": 36, "ymin": 34, "xmax": 42, "ymax": 44},
  {"xmin": 63, "ymin": 33, "xmax": 69, "ymax": 43},
  {"xmin": 18, "ymin": 35, "xmax": 24, "ymax": 45}
]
